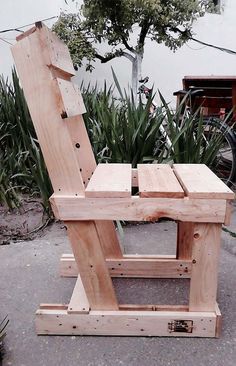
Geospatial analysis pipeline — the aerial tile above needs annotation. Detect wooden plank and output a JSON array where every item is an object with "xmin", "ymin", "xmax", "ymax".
[
  {"xmin": 67, "ymin": 275, "xmax": 90, "ymax": 314},
  {"xmin": 119, "ymin": 304, "xmax": 189, "ymax": 311},
  {"xmin": 177, "ymin": 222, "xmax": 194, "ymax": 260},
  {"xmin": 189, "ymin": 223, "xmax": 222, "ymax": 312},
  {"xmin": 66, "ymin": 221, "xmax": 118, "ymax": 310},
  {"xmin": 43, "ymin": 24, "xmax": 75, "ymax": 76},
  {"xmin": 50, "ymin": 195, "xmax": 227, "ymax": 223},
  {"xmin": 12, "ymin": 26, "xmax": 85, "ymax": 195},
  {"xmin": 16, "ymin": 26, "xmax": 36, "ymax": 41},
  {"xmin": 106, "ymin": 258, "xmax": 191, "ymax": 278},
  {"xmin": 215, "ymin": 303, "xmax": 222, "ymax": 338},
  {"xmin": 138, "ymin": 164, "xmax": 184, "ymax": 198},
  {"xmin": 60, "ymin": 255, "xmax": 191, "ymax": 279},
  {"xmin": 224, "ymin": 200, "xmax": 232, "ymax": 226},
  {"xmin": 59, "ymin": 254, "xmax": 177, "ymax": 277},
  {"xmin": 85, "ymin": 164, "xmax": 132, "ymax": 198},
  {"xmin": 173, "ymin": 164, "xmax": 235, "ymax": 199},
  {"xmin": 132, "ymin": 168, "xmax": 138, "ymax": 187},
  {"xmin": 94, "ymin": 220, "xmax": 123, "ymax": 258},
  {"xmin": 65, "ymin": 115, "xmax": 96, "ymax": 187},
  {"xmin": 60, "ymin": 254, "xmax": 78, "ymax": 277},
  {"xmin": 36, "ymin": 308, "xmax": 217, "ymax": 337},
  {"xmin": 56, "ymin": 78, "xmax": 86, "ymax": 117}
]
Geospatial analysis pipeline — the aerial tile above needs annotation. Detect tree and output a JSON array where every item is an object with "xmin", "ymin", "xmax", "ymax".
[{"xmin": 53, "ymin": 0, "xmax": 212, "ymax": 94}]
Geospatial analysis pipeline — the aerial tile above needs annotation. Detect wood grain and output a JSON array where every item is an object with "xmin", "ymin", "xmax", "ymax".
[
  {"xmin": 138, "ymin": 164, "xmax": 184, "ymax": 198},
  {"xmin": 173, "ymin": 164, "xmax": 235, "ymax": 199},
  {"xmin": 66, "ymin": 221, "xmax": 118, "ymax": 310},
  {"xmin": 50, "ymin": 195, "xmax": 227, "ymax": 223},
  {"xmin": 177, "ymin": 222, "xmax": 194, "ymax": 260},
  {"xmin": 189, "ymin": 223, "xmax": 222, "ymax": 311},
  {"xmin": 36, "ymin": 307, "xmax": 217, "ymax": 337},
  {"xmin": 85, "ymin": 164, "xmax": 132, "ymax": 198}
]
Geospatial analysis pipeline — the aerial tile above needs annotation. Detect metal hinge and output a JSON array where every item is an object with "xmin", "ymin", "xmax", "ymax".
[{"xmin": 168, "ymin": 320, "xmax": 193, "ymax": 333}]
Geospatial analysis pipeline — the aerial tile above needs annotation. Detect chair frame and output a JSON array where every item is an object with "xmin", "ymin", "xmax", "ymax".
[{"xmin": 11, "ymin": 22, "xmax": 234, "ymax": 337}]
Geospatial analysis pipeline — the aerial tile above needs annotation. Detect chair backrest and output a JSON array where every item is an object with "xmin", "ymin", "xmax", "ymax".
[{"xmin": 11, "ymin": 22, "xmax": 96, "ymax": 196}]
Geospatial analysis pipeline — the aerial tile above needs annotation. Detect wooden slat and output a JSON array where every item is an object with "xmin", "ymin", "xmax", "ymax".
[
  {"xmin": 138, "ymin": 164, "xmax": 184, "ymax": 198},
  {"xmin": 215, "ymin": 303, "xmax": 222, "ymax": 338},
  {"xmin": 85, "ymin": 164, "xmax": 132, "ymax": 198},
  {"xmin": 224, "ymin": 200, "xmax": 232, "ymax": 226},
  {"xmin": 106, "ymin": 258, "xmax": 191, "ymax": 278},
  {"xmin": 43, "ymin": 25, "xmax": 75, "ymax": 76},
  {"xmin": 189, "ymin": 223, "xmax": 221, "ymax": 312},
  {"xmin": 50, "ymin": 195, "xmax": 227, "ymax": 223},
  {"xmin": 119, "ymin": 304, "xmax": 189, "ymax": 311},
  {"xmin": 59, "ymin": 254, "xmax": 178, "ymax": 278},
  {"xmin": 66, "ymin": 221, "xmax": 118, "ymax": 311},
  {"xmin": 56, "ymin": 78, "xmax": 86, "ymax": 117},
  {"xmin": 173, "ymin": 164, "xmax": 235, "ymax": 199},
  {"xmin": 16, "ymin": 26, "xmax": 36, "ymax": 41},
  {"xmin": 67, "ymin": 275, "xmax": 90, "ymax": 314},
  {"xmin": 36, "ymin": 308, "xmax": 217, "ymax": 337},
  {"xmin": 132, "ymin": 168, "xmax": 138, "ymax": 187}
]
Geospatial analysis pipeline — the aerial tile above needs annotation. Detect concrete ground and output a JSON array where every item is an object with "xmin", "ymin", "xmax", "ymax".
[{"xmin": 1, "ymin": 205, "xmax": 236, "ymax": 366}]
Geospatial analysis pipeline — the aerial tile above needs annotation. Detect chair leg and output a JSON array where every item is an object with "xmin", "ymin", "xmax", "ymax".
[
  {"xmin": 189, "ymin": 223, "xmax": 221, "ymax": 311},
  {"xmin": 94, "ymin": 220, "xmax": 123, "ymax": 258},
  {"xmin": 177, "ymin": 221, "xmax": 194, "ymax": 260},
  {"xmin": 66, "ymin": 220, "xmax": 119, "ymax": 310}
]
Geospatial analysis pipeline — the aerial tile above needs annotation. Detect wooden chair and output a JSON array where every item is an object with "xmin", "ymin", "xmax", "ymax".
[{"xmin": 11, "ymin": 22, "xmax": 234, "ymax": 337}]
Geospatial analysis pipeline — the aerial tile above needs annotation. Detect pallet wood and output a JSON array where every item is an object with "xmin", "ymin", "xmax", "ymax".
[
  {"xmin": 12, "ymin": 23, "xmax": 232, "ymax": 338},
  {"xmin": 59, "ymin": 254, "xmax": 191, "ymax": 278},
  {"xmin": 11, "ymin": 27, "xmax": 84, "ymax": 195},
  {"xmin": 177, "ymin": 222, "xmax": 194, "ymax": 260},
  {"xmin": 173, "ymin": 164, "xmax": 234, "ymax": 199},
  {"xmin": 59, "ymin": 254, "xmax": 179, "ymax": 278},
  {"xmin": 138, "ymin": 164, "xmax": 184, "ymax": 198},
  {"xmin": 50, "ymin": 195, "xmax": 227, "ymax": 222},
  {"xmin": 85, "ymin": 164, "xmax": 132, "ymax": 198},
  {"xmin": 132, "ymin": 168, "xmax": 138, "ymax": 187},
  {"xmin": 36, "ymin": 306, "xmax": 217, "ymax": 337},
  {"xmin": 189, "ymin": 223, "xmax": 221, "ymax": 311},
  {"xmin": 66, "ymin": 221, "xmax": 118, "ymax": 310},
  {"xmin": 55, "ymin": 78, "xmax": 86, "ymax": 117}
]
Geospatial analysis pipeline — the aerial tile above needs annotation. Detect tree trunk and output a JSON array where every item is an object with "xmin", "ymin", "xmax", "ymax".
[{"xmin": 131, "ymin": 51, "xmax": 143, "ymax": 103}]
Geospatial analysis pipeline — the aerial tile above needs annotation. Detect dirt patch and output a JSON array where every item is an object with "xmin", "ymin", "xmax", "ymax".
[{"xmin": 0, "ymin": 199, "xmax": 52, "ymax": 245}]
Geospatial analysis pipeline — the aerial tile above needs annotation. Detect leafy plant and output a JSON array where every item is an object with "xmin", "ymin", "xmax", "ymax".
[
  {"xmin": 53, "ymin": 1, "xmax": 212, "ymax": 94},
  {"xmin": 159, "ymin": 92, "xmax": 235, "ymax": 183},
  {"xmin": 82, "ymin": 83, "xmax": 166, "ymax": 167},
  {"xmin": 0, "ymin": 69, "xmax": 52, "ymax": 212}
]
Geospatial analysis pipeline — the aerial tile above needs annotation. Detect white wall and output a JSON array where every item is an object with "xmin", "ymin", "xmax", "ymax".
[
  {"xmin": 1, "ymin": 0, "xmax": 236, "ymax": 105},
  {"xmin": 0, "ymin": 0, "xmax": 76, "ymax": 77}
]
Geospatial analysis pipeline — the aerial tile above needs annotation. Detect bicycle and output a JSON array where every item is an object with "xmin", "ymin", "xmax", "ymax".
[{"xmin": 138, "ymin": 77, "xmax": 236, "ymax": 187}]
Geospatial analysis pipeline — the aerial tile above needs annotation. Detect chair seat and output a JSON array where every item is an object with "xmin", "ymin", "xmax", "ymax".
[{"xmin": 85, "ymin": 163, "xmax": 234, "ymax": 200}]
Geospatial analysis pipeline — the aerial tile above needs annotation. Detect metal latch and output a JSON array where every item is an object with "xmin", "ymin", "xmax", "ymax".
[{"xmin": 168, "ymin": 320, "xmax": 193, "ymax": 333}]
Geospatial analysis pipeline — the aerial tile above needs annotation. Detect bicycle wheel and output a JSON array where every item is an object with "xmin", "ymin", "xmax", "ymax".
[{"xmin": 202, "ymin": 118, "xmax": 236, "ymax": 187}]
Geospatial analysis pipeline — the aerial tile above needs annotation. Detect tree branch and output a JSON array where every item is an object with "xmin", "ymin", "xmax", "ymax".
[
  {"xmin": 123, "ymin": 52, "xmax": 135, "ymax": 62},
  {"xmin": 95, "ymin": 51, "xmax": 123, "ymax": 63},
  {"xmin": 138, "ymin": 19, "xmax": 150, "ymax": 50},
  {"xmin": 121, "ymin": 35, "xmax": 135, "ymax": 53}
]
